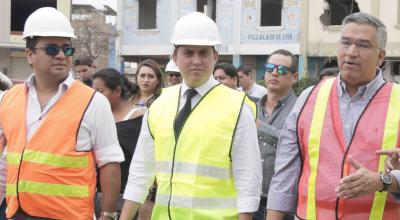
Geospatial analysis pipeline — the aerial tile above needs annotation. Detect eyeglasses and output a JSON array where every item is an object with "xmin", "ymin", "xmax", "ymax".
[
  {"xmin": 264, "ymin": 63, "xmax": 293, "ymax": 75},
  {"xmin": 32, "ymin": 45, "xmax": 75, "ymax": 57},
  {"xmin": 168, "ymin": 73, "xmax": 181, "ymax": 78},
  {"xmin": 338, "ymin": 39, "xmax": 375, "ymax": 51}
]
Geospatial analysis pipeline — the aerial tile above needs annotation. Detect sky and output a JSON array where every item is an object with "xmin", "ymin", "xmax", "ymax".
[{"xmin": 72, "ymin": 0, "xmax": 117, "ymax": 11}]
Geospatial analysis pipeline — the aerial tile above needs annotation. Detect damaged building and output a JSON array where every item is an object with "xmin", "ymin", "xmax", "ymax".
[{"xmin": 117, "ymin": 0, "xmax": 301, "ymax": 81}]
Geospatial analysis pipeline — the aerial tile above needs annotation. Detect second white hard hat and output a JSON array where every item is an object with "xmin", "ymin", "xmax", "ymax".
[
  {"xmin": 171, "ymin": 12, "xmax": 221, "ymax": 46},
  {"xmin": 23, "ymin": 7, "xmax": 76, "ymax": 39},
  {"xmin": 165, "ymin": 60, "xmax": 180, "ymax": 72}
]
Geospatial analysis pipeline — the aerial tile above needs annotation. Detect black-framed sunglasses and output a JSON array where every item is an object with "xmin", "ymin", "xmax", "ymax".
[
  {"xmin": 32, "ymin": 45, "xmax": 75, "ymax": 57},
  {"xmin": 264, "ymin": 63, "xmax": 293, "ymax": 75},
  {"xmin": 168, "ymin": 73, "xmax": 181, "ymax": 77}
]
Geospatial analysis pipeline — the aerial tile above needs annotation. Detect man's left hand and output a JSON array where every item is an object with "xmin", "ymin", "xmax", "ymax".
[{"xmin": 336, "ymin": 156, "xmax": 382, "ymax": 198}]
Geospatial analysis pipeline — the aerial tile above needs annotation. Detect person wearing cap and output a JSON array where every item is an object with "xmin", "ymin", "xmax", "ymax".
[
  {"xmin": 165, "ymin": 59, "xmax": 182, "ymax": 86},
  {"xmin": 74, "ymin": 55, "xmax": 96, "ymax": 87},
  {"xmin": 0, "ymin": 7, "xmax": 124, "ymax": 220},
  {"xmin": 120, "ymin": 12, "xmax": 261, "ymax": 220}
]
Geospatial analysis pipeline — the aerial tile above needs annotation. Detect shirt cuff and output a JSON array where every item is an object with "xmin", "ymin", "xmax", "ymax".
[
  {"xmin": 122, "ymin": 184, "xmax": 148, "ymax": 204},
  {"xmin": 237, "ymin": 196, "xmax": 260, "ymax": 213},
  {"xmin": 95, "ymin": 144, "xmax": 125, "ymax": 167},
  {"xmin": 267, "ymin": 192, "xmax": 297, "ymax": 213},
  {"xmin": 390, "ymin": 170, "xmax": 400, "ymax": 202}
]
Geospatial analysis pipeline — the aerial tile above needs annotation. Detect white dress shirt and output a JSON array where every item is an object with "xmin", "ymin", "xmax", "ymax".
[
  {"xmin": 123, "ymin": 76, "xmax": 262, "ymax": 213},
  {"xmin": 0, "ymin": 73, "xmax": 124, "ymax": 202},
  {"xmin": 247, "ymin": 82, "xmax": 267, "ymax": 99}
]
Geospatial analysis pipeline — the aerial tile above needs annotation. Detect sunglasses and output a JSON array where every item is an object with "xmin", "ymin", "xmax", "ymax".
[
  {"xmin": 32, "ymin": 45, "xmax": 75, "ymax": 57},
  {"xmin": 264, "ymin": 63, "xmax": 293, "ymax": 75},
  {"xmin": 168, "ymin": 73, "xmax": 181, "ymax": 77}
]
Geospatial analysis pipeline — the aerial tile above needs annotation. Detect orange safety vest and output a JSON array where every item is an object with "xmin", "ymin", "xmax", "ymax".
[
  {"xmin": 0, "ymin": 81, "xmax": 96, "ymax": 220},
  {"xmin": 296, "ymin": 78, "xmax": 400, "ymax": 220}
]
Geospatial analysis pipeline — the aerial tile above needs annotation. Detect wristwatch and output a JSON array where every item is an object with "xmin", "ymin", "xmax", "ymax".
[
  {"xmin": 101, "ymin": 211, "xmax": 118, "ymax": 220},
  {"xmin": 380, "ymin": 172, "xmax": 393, "ymax": 192}
]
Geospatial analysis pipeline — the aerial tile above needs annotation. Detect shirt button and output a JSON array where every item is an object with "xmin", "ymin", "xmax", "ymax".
[
  {"xmin": 259, "ymin": 136, "xmax": 262, "ymax": 140},
  {"xmin": 263, "ymin": 143, "xmax": 267, "ymax": 146}
]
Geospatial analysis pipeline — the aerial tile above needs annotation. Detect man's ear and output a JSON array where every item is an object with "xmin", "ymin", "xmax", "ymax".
[
  {"xmin": 292, "ymin": 72, "xmax": 299, "ymax": 85},
  {"xmin": 377, "ymin": 49, "xmax": 386, "ymax": 68},
  {"xmin": 26, "ymin": 48, "xmax": 34, "ymax": 65}
]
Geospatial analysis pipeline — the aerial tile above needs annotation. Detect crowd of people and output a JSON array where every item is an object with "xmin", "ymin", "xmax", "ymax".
[{"xmin": 0, "ymin": 6, "xmax": 398, "ymax": 220}]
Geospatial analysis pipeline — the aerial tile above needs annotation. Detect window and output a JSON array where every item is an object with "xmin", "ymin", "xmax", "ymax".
[
  {"xmin": 320, "ymin": 0, "xmax": 360, "ymax": 26},
  {"xmin": 260, "ymin": 0, "xmax": 282, "ymax": 26},
  {"xmin": 197, "ymin": 0, "xmax": 216, "ymax": 21},
  {"xmin": 392, "ymin": 62, "xmax": 400, "ymax": 76},
  {"xmin": 11, "ymin": 0, "xmax": 57, "ymax": 34},
  {"xmin": 138, "ymin": 0, "xmax": 156, "ymax": 29}
]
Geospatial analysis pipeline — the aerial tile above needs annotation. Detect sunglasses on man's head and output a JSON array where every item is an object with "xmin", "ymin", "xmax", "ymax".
[
  {"xmin": 264, "ymin": 63, "xmax": 293, "ymax": 75},
  {"xmin": 32, "ymin": 45, "xmax": 75, "ymax": 57},
  {"xmin": 168, "ymin": 73, "xmax": 181, "ymax": 77}
]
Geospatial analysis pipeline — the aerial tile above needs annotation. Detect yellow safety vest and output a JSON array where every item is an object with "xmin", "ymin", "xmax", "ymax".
[{"xmin": 148, "ymin": 84, "xmax": 249, "ymax": 220}]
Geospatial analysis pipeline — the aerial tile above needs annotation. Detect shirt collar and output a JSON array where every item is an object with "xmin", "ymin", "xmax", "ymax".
[
  {"xmin": 337, "ymin": 69, "xmax": 385, "ymax": 99},
  {"xmin": 260, "ymin": 89, "xmax": 295, "ymax": 109},
  {"xmin": 181, "ymin": 75, "xmax": 219, "ymax": 97},
  {"xmin": 26, "ymin": 72, "xmax": 75, "ymax": 91}
]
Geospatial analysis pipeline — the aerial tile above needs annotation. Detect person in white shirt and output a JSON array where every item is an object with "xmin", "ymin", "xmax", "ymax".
[
  {"xmin": 238, "ymin": 65, "xmax": 267, "ymax": 99},
  {"xmin": 120, "ymin": 12, "xmax": 261, "ymax": 220},
  {"xmin": 0, "ymin": 7, "xmax": 123, "ymax": 220}
]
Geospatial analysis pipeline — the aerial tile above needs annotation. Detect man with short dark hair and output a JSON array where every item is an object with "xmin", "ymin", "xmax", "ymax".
[
  {"xmin": 213, "ymin": 62, "xmax": 239, "ymax": 89},
  {"xmin": 74, "ymin": 54, "xmax": 96, "ymax": 87},
  {"xmin": 120, "ymin": 12, "xmax": 261, "ymax": 220},
  {"xmin": 238, "ymin": 66, "xmax": 267, "ymax": 99},
  {"xmin": 253, "ymin": 49, "xmax": 297, "ymax": 220}
]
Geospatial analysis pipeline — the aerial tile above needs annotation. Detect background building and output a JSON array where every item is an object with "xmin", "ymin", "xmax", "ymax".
[{"xmin": 117, "ymin": 0, "xmax": 301, "ymax": 80}]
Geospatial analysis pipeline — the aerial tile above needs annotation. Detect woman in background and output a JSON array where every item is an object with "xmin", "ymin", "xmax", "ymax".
[
  {"xmin": 133, "ymin": 59, "xmax": 164, "ymax": 108},
  {"xmin": 92, "ymin": 68, "xmax": 143, "ymax": 219}
]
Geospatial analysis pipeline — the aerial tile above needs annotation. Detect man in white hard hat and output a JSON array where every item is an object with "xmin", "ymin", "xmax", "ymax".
[
  {"xmin": 0, "ymin": 7, "xmax": 123, "ymax": 220},
  {"xmin": 120, "ymin": 12, "xmax": 261, "ymax": 220},
  {"xmin": 165, "ymin": 59, "xmax": 182, "ymax": 86}
]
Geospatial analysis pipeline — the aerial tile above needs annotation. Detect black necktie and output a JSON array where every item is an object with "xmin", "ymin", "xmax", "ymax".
[{"xmin": 174, "ymin": 89, "xmax": 198, "ymax": 139}]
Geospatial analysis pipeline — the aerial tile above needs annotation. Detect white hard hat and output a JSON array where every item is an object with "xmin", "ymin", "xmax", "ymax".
[
  {"xmin": 165, "ymin": 60, "xmax": 180, "ymax": 72},
  {"xmin": 23, "ymin": 7, "xmax": 76, "ymax": 39},
  {"xmin": 171, "ymin": 12, "xmax": 221, "ymax": 46}
]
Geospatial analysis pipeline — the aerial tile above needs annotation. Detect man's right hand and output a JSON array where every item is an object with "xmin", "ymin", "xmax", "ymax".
[{"xmin": 376, "ymin": 148, "xmax": 400, "ymax": 171}]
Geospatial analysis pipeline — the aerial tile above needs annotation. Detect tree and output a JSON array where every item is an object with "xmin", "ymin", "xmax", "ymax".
[{"xmin": 71, "ymin": 12, "xmax": 116, "ymax": 65}]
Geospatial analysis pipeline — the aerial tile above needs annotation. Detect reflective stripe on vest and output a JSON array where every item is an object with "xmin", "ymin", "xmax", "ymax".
[
  {"xmin": 306, "ymin": 78, "xmax": 335, "ymax": 219},
  {"xmin": 6, "ymin": 181, "xmax": 88, "ymax": 197},
  {"xmin": 156, "ymin": 161, "xmax": 230, "ymax": 179},
  {"xmin": 156, "ymin": 193, "xmax": 236, "ymax": 209},
  {"xmin": 369, "ymin": 83, "xmax": 400, "ymax": 220},
  {"xmin": 306, "ymin": 80, "xmax": 400, "ymax": 219},
  {"xmin": 7, "ymin": 149, "xmax": 88, "ymax": 168}
]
